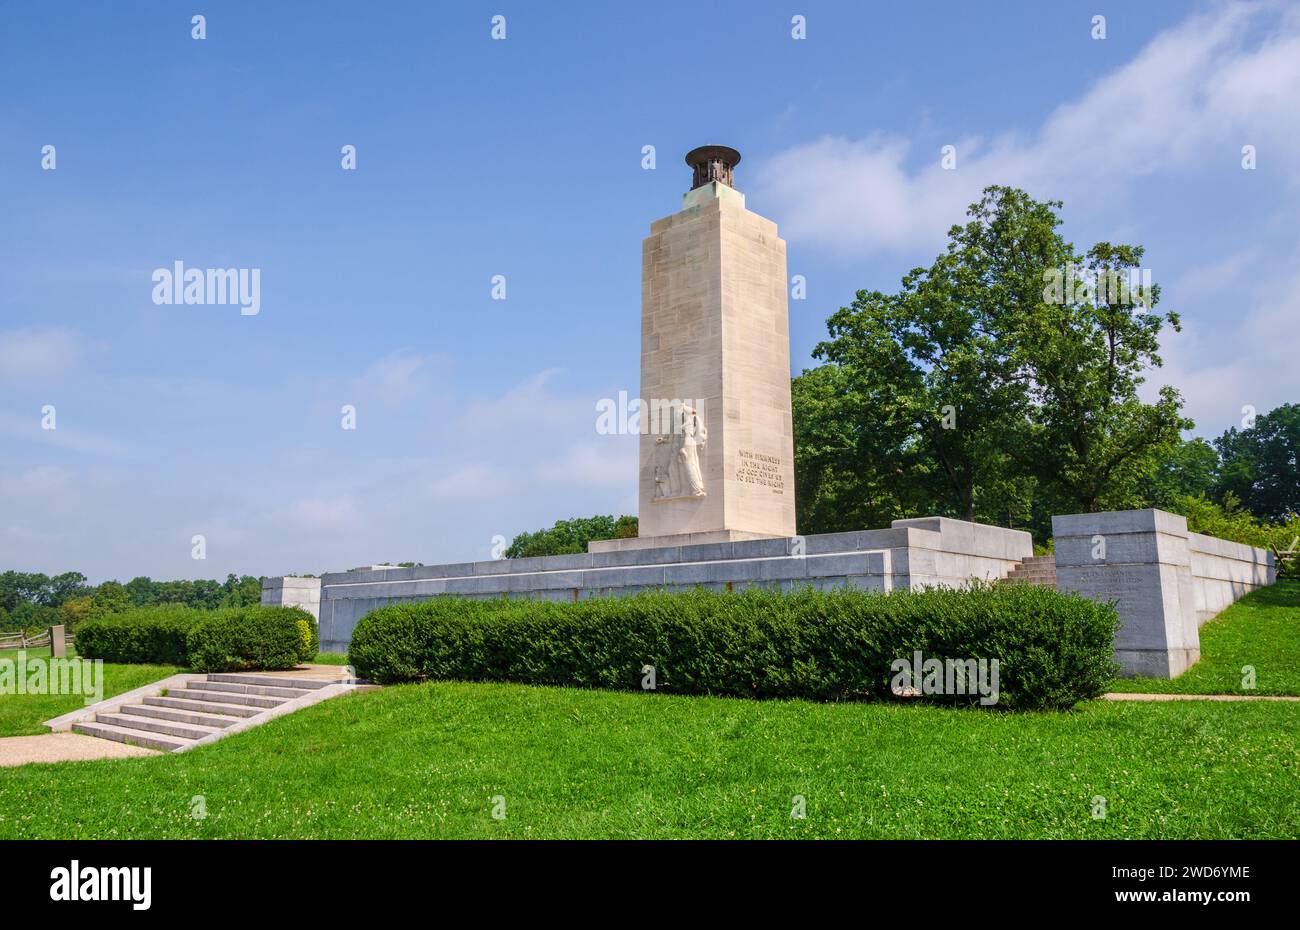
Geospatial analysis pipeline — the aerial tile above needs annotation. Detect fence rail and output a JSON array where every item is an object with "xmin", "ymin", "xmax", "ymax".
[{"xmin": 0, "ymin": 630, "xmax": 62, "ymax": 650}]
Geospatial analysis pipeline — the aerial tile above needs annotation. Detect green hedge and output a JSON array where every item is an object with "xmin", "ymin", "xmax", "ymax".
[
  {"xmin": 73, "ymin": 604, "xmax": 199, "ymax": 664},
  {"xmin": 77, "ymin": 604, "xmax": 316, "ymax": 671},
  {"xmin": 348, "ymin": 585, "xmax": 1119, "ymax": 710},
  {"xmin": 186, "ymin": 606, "xmax": 316, "ymax": 673}
]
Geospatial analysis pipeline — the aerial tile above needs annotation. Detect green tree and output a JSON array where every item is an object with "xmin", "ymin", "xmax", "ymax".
[
  {"xmin": 91, "ymin": 580, "xmax": 130, "ymax": 615},
  {"xmin": 1141, "ymin": 437, "xmax": 1220, "ymax": 510},
  {"xmin": 47, "ymin": 571, "xmax": 90, "ymax": 607},
  {"xmin": 0, "ymin": 571, "xmax": 52, "ymax": 612},
  {"xmin": 792, "ymin": 363, "xmax": 942, "ymax": 533},
  {"xmin": 1215, "ymin": 402, "xmax": 1300, "ymax": 521},
  {"xmin": 219, "ymin": 574, "xmax": 264, "ymax": 607},
  {"xmin": 505, "ymin": 515, "xmax": 637, "ymax": 558},
  {"xmin": 1021, "ymin": 238, "xmax": 1189, "ymax": 513},
  {"xmin": 125, "ymin": 575, "xmax": 161, "ymax": 606},
  {"xmin": 795, "ymin": 186, "xmax": 1188, "ymax": 536},
  {"xmin": 58, "ymin": 595, "xmax": 96, "ymax": 630}
]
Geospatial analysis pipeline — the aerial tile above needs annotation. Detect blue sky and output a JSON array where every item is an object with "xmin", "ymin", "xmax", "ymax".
[{"xmin": 2, "ymin": 1, "xmax": 1297, "ymax": 581}]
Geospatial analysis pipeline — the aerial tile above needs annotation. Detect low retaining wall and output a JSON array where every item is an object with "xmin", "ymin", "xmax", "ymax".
[
  {"xmin": 1053, "ymin": 509, "xmax": 1275, "ymax": 678},
  {"xmin": 1189, "ymin": 531, "xmax": 1275, "ymax": 624},
  {"xmin": 271, "ymin": 517, "xmax": 1032, "ymax": 653}
]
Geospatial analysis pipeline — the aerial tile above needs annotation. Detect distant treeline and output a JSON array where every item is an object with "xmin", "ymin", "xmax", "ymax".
[{"xmin": 0, "ymin": 571, "xmax": 264, "ymax": 633}]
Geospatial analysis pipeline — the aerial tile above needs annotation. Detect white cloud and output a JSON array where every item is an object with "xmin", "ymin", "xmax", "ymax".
[
  {"xmin": 283, "ymin": 496, "xmax": 361, "ymax": 533},
  {"xmin": 1175, "ymin": 249, "xmax": 1256, "ymax": 297},
  {"xmin": 0, "ymin": 410, "xmax": 130, "ymax": 457},
  {"xmin": 426, "ymin": 464, "xmax": 512, "ymax": 503},
  {"xmin": 0, "ymin": 327, "xmax": 92, "ymax": 381},
  {"xmin": 353, "ymin": 350, "xmax": 446, "ymax": 407},
  {"xmin": 533, "ymin": 439, "xmax": 636, "ymax": 489},
  {"xmin": 1145, "ymin": 245, "xmax": 1300, "ymax": 433},
  {"xmin": 0, "ymin": 465, "xmax": 75, "ymax": 497},
  {"xmin": 755, "ymin": 3, "xmax": 1300, "ymax": 256}
]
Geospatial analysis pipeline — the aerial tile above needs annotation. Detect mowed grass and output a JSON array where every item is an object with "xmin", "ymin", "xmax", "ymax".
[
  {"xmin": 0, "ymin": 680, "xmax": 1295, "ymax": 839},
  {"xmin": 1108, "ymin": 581, "xmax": 1300, "ymax": 696},
  {"xmin": 311, "ymin": 652, "xmax": 351, "ymax": 665},
  {"xmin": 0, "ymin": 647, "xmax": 179, "ymax": 738}
]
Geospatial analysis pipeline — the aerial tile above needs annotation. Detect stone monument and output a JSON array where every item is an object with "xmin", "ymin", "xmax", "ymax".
[
  {"xmin": 265, "ymin": 148, "xmax": 1276, "ymax": 674},
  {"xmin": 591, "ymin": 145, "xmax": 797, "ymax": 553}
]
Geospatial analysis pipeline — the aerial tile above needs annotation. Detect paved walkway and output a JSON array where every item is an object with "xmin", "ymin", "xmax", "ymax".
[
  {"xmin": 0, "ymin": 731, "xmax": 157, "ymax": 767},
  {"xmin": 247, "ymin": 663, "xmax": 357, "ymax": 682},
  {"xmin": 1103, "ymin": 692, "xmax": 1300, "ymax": 702}
]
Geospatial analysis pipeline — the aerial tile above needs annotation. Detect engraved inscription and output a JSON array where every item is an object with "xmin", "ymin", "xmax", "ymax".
[{"xmin": 736, "ymin": 449, "xmax": 784, "ymax": 493}]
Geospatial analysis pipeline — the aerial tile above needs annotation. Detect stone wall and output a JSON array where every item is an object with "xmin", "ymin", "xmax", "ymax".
[
  {"xmin": 1188, "ymin": 531, "xmax": 1276, "ymax": 625},
  {"xmin": 279, "ymin": 517, "xmax": 1032, "ymax": 653},
  {"xmin": 262, "ymin": 509, "xmax": 1278, "ymax": 675},
  {"xmin": 1053, "ymin": 509, "xmax": 1275, "ymax": 678}
]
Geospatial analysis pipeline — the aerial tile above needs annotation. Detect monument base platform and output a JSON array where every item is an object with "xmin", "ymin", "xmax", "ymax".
[
  {"xmin": 265, "ymin": 517, "xmax": 1034, "ymax": 653},
  {"xmin": 588, "ymin": 529, "xmax": 778, "ymax": 554}
]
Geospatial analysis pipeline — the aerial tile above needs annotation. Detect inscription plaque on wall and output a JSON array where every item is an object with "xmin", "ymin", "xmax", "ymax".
[{"xmin": 736, "ymin": 449, "xmax": 785, "ymax": 493}]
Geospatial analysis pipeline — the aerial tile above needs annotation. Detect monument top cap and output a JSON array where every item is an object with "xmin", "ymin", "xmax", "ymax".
[{"xmin": 685, "ymin": 145, "xmax": 741, "ymax": 190}]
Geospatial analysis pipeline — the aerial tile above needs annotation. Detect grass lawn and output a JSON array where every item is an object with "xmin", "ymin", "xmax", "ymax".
[
  {"xmin": 311, "ymin": 652, "xmax": 351, "ymax": 665},
  {"xmin": 0, "ymin": 647, "xmax": 180, "ymax": 738},
  {"xmin": 0, "ymin": 679, "xmax": 1295, "ymax": 839},
  {"xmin": 1108, "ymin": 580, "xmax": 1300, "ymax": 696}
]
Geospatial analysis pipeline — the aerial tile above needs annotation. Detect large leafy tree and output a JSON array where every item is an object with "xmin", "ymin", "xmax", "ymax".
[
  {"xmin": 1141, "ymin": 437, "xmax": 1220, "ymax": 510},
  {"xmin": 794, "ymin": 185, "xmax": 1187, "ymax": 535},
  {"xmin": 1215, "ymin": 402, "xmax": 1300, "ymax": 520},
  {"xmin": 1019, "ymin": 238, "xmax": 1189, "ymax": 512},
  {"xmin": 802, "ymin": 188, "xmax": 1044, "ymax": 525},
  {"xmin": 505, "ymin": 515, "xmax": 637, "ymax": 558}
]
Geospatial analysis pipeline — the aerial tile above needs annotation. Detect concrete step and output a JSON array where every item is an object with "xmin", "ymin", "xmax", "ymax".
[
  {"xmin": 72, "ymin": 720, "xmax": 188, "ymax": 752},
  {"xmin": 173, "ymin": 686, "xmax": 286, "ymax": 709},
  {"xmin": 189, "ymin": 679, "xmax": 315, "ymax": 699},
  {"xmin": 209, "ymin": 673, "xmax": 338, "ymax": 690},
  {"xmin": 144, "ymin": 695, "xmax": 262, "ymax": 718},
  {"xmin": 119, "ymin": 703, "xmax": 241, "ymax": 729},
  {"xmin": 94, "ymin": 712, "xmax": 222, "ymax": 742}
]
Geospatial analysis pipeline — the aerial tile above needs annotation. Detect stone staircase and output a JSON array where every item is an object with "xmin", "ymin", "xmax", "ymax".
[
  {"xmin": 1002, "ymin": 555, "xmax": 1057, "ymax": 588},
  {"xmin": 67, "ymin": 672, "xmax": 349, "ymax": 753}
]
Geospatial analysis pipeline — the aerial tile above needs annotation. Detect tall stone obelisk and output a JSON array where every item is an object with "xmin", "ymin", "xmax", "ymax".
[{"xmin": 592, "ymin": 145, "xmax": 796, "ymax": 552}]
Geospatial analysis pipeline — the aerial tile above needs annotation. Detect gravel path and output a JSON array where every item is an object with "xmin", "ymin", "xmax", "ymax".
[{"xmin": 0, "ymin": 732, "xmax": 158, "ymax": 767}]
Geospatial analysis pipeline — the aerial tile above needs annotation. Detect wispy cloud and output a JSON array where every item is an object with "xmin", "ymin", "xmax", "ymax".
[
  {"xmin": 755, "ymin": 3, "xmax": 1300, "ymax": 256},
  {"xmin": 0, "ymin": 326, "xmax": 95, "ymax": 381}
]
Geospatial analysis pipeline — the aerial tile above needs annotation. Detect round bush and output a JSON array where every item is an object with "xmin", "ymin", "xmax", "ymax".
[
  {"xmin": 348, "ymin": 584, "xmax": 1120, "ymax": 710},
  {"xmin": 185, "ymin": 606, "xmax": 313, "ymax": 673}
]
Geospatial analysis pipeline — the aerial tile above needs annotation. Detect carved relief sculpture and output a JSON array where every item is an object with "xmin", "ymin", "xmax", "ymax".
[
  {"xmin": 652, "ymin": 403, "xmax": 707, "ymax": 501},
  {"xmin": 677, "ymin": 403, "xmax": 707, "ymax": 497}
]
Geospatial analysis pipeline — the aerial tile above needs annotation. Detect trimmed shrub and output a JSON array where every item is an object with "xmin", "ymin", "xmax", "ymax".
[
  {"xmin": 186, "ymin": 606, "xmax": 312, "ymax": 673},
  {"xmin": 295, "ymin": 613, "xmax": 319, "ymax": 663},
  {"xmin": 75, "ymin": 605, "xmax": 199, "ymax": 664},
  {"xmin": 76, "ymin": 604, "xmax": 315, "ymax": 671},
  {"xmin": 348, "ymin": 584, "xmax": 1119, "ymax": 710}
]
